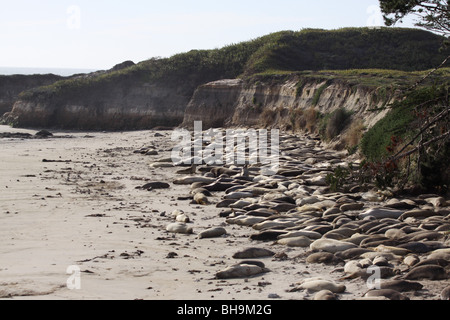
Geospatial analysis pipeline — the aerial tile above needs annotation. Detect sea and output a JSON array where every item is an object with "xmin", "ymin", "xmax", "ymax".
[{"xmin": 0, "ymin": 67, "xmax": 97, "ymax": 77}]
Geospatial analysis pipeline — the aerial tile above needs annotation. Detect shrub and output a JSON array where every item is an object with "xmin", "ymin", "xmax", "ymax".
[
  {"xmin": 259, "ymin": 108, "xmax": 278, "ymax": 127},
  {"xmin": 319, "ymin": 108, "xmax": 353, "ymax": 140},
  {"xmin": 304, "ymin": 107, "xmax": 320, "ymax": 133},
  {"xmin": 343, "ymin": 119, "xmax": 366, "ymax": 149}
]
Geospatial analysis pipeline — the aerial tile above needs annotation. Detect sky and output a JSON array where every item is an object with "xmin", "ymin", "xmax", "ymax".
[{"xmin": 0, "ymin": 0, "xmax": 419, "ymax": 70}]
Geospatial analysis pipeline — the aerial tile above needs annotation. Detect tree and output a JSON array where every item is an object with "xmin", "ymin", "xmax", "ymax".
[
  {"xmin": 379, "ymin": 0, "xmax": 450, "ymax": 37},
  {"xmin": 370, "ymin": 1, "xmax": 450, "ymax": 193}
]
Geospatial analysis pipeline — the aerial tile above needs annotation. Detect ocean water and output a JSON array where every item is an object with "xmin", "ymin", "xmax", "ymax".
[{"xmin": 0, "ymin": 67, "xmax": 97, "ymax": 77}]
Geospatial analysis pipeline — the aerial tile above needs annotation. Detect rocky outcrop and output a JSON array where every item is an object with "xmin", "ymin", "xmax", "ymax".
[{"xmin": 0, "ymin": 74, "xmax": 63, "ymax": 117}]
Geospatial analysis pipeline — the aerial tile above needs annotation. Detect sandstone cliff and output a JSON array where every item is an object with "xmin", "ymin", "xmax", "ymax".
[
  {"xmin": 0, "ymin": 74, "xmax": 63, "ymax": 117},
  {"xmin": 182, "ymin": 74, "xmax": 393, "ymax": 133},
  {"xmin": 5, "ymin": 82, "xmax": 188, "ymax": 130},
  {"xmin": 3, "ymin": 28, "xmax": 447, "ymax": 131}
]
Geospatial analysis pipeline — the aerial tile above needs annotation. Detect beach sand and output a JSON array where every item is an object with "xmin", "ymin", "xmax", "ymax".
[{"xmin": 0, "ymin": 125, "xmax": 448, "ymax": 301}]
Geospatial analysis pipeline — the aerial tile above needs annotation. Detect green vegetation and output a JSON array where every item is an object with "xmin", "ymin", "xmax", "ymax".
[
  {"xmin": 326, "ymin": 166, "xmax": 351, "ymax": 192},
  {"xmin": 361, "ymin": 85, "xmax": 449, "ymax": 161},
  {"xmin": 312, "ymin": 81, "xmax": 331, "ymax": 106},
  {"xmin": 359, "ymin": 83, "xmax": 449, "ymax": 192},
  {"xmin": 19, "ymin": 27, "xmax": 448, "ymax": 103},
  {"xmin": 319, "ymin": 108, "xmax": 354, "ymax": 141},
  {"xmin": 361, "ymin": 103, "xmax": 415, "ymax": 161}
]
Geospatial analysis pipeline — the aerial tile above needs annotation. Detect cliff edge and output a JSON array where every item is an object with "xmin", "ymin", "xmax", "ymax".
[{"xmin": 3, "ymin": 28, "xmax": 448, "ymax": 130}]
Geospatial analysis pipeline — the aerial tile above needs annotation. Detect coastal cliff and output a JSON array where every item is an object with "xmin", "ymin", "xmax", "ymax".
[
  {"xmin": 3, "ymin": 28, "xmax": 447, "ymax": 131},
  {"xmin": 184, "ymin": 72, "xmax": 400, "ymax": 127},
  {"xmin": 5, "ymin": 82, "xmax": 188, "ymax": 130},
  {"xmin": 0, "ymin": 74, "xmax": 63, "ymax": 117}
]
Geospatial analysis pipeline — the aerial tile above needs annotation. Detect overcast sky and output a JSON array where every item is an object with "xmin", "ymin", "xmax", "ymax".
[{"xmin": 0, "ymin": 0, "xmax": 418, "ymax": 70}]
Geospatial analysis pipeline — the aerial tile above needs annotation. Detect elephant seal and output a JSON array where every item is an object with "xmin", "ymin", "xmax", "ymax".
[
  {"xmin": 224, "ymin": 192, "xmax": 254, "ymax": 200},
  {"xmin": 215, "ymin": 264, "xmax": 268, "ymax": 279},
  {"xmin": 193, "ymin": 193, "xmax": 209, "ymax": 205},
  {"xmin": 277, "ymin": 236, "xmax": 312, "ymax": 248},
  {"xmin": 216, "ymin": 199, "xmax": 237, "ymax": 208},
  {"xmin": 175, "ymin": 213, "xmax": 190, "ymax": 223},
  {"xmin": 278, "ymin": 230, "xmax": 322, "ymax": 240},
  {"xmin": 364, "ymin": 289, "xmax": 409, "ymax": 300},
  {"xmin": 335, "ymin": 248, "xmax": 374, "ymax": 260},
  {"xmin": 404, "ymin": 265, "xmax": 447, "ymax": 280},
  {"xmin": 250, "ymin": 230, "xmax": 288, "ymax": 241},
  {"xmin": 198, "ymin": 227, "xmax": 227, "ymax": 239},
  {"xmin": 441, "ymin": 286, "xmax": 450, "ymax": 300},
  {"xmin": 211, "ymin": 167, "xmax": 240, "ymax": 177},
  {"xmin": 176, "ymin": 164, "xmax": 197, "ymax": 175},
  {"xmin": 342, "ymin": 260, "xmax": 365, "ymax": 279},
  {"xmin": 191, "ymin": 188, "xmax": 212, "ymax": 196},
  {"xmin": 397, "ymin": 242, "xmax": 431, "ymax": 254},
  {"xmin": 403, "ymin": 255, "xmax": 420, "ymax": 267},
  {"xmin": 227, "ymin": 216, "xmax": 266, "ymax": 227},
  {"xmin": 166, "ymin": 222, "xmax": 193, "ymax": 235},
  {"xmin": 234, "ymin": 260, "xmax": 266, "ymax": 268},
  {"xmin": 414, "ymin": 258, "xmax": 449, "ymax": 268},
  {"xmin": 310, "ymin": 238, "xmax": 358, "ymax": 254},
  {"xmin": 379, "ymin": 280, "xmax": 423, "ymax": 292},
  {"xmin": 359, "ymin": 208, "xmax": 404, "ymax": 220},
  {"xmin": 173, "ymin": 176, "xmax": 215, "ymax": 185},
  {"xmin": 232, "ymin": 247, "xmax": 275, "ymax": 259},
  {"xmin": 297, "ymin": 279, "xmax": 346, "ymax": 293},
  {"xmin": 306, "ymin": 252, "xmax": 343, "ymax": 265},
  {"xmin": 314, "ymin": 290, "xmax": 338, "ymax": 301},
  {"xmin": 140, "ymin": 181, "xmax": 170, "ymax": 190}
]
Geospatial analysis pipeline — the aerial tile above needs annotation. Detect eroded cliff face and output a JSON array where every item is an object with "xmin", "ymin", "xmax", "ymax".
[
  {"xmin": 5, "ymin": 72, "xmax": 394, "ymax": 135},
  {"xmin": 0, "ymin": 74, "xmax": 63, "ymax": 117},
  {"xmin": 5, "ymin": 82, "xmax": 188, "ymax": 130},
  {"xmin": 182, "ymin": 75, "xmax": 392, "ymax": 133}
]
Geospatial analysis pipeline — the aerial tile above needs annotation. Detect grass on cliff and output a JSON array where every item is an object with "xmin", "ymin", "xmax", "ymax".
[
  {"xmin": 361, "ymin": 84, "xmax": 450, "ymax": 162},
  {"xmin": 19, "ymin": 27, "xmax": 448, "ymax": 102}
]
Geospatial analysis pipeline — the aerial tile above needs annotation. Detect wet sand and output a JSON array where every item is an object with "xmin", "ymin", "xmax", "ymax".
[{"xmin": 0, "ymin": 125, "xmax": 448, "ymax": 300}]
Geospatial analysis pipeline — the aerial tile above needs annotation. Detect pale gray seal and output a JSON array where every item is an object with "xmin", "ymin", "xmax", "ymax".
[
  {"xmin": 359, "ymin": 208, "xmax": 404, "ymax": 220},
  {"xmin": 166, "ymin": 222, "xmax": 193, "ymax": 234},
  {"xmin": 364, "ymin": 289, "xmax": 409, "ymax": 300},
  {"xmin": 306, "ymin": 252, "xmax": 343, "ymax": 265},
  {"xmin": 277, "ymin": 236, "xmax": 312, "ymax": 247},
  {"xmin": 176, "ymin": 164, "xmax": 197, "ymax": 175},
  {"xmin": 193, "ymin": 193, "xmax": 209, "ymax": 205},
  {"xmin": 215, "ymin": 264, "xmax": 268, "ymax": 279},
  {"xmin": 335, "ymin": 248, "xmax": 374, "ymax": 260},
  {"xmin": 314, "ymin": 290, "xmax": 338, "ymax": 301},
  {"xmin": 441, "ymin": 286, "xmax": 450, "ymax": 300},
  {"xmin": 296, "ymin": 278, "xmax": 346, "ymax": 293},
  {"xmin": 198, "ymin": 227, "xmax": 227, "ymax": 239},
  {"xmin": 310, "ymin": 238, "xmax": 358, "ymax": 253}
]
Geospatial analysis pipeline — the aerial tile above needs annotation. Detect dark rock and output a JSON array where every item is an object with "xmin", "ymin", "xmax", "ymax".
[{"xmin": 35, "ymin": 130, "xmax": 53, "ymax": 137}]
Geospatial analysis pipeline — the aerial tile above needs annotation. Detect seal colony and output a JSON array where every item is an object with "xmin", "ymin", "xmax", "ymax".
[
  {"xmin": 0, "ymin": 126, "xmax": 448, "ymax": 300},
  {"xmin": 142, "ymin": 127, "xmax": 450, "ymax": 300}
]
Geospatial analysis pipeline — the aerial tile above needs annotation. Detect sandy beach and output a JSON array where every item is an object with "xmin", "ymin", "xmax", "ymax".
[{"xmin": 0, "ymin": 125, "xmax": 449, "ymax": 301}]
